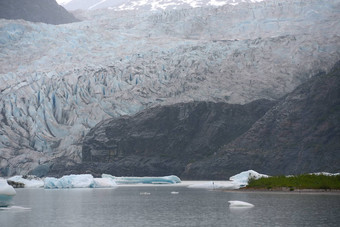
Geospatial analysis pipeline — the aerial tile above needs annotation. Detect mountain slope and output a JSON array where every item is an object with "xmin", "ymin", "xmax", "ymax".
[
  {"xmin": 46, "ymin": 99, "xmax": 275, "ymax": 177},
  {"xmin": 0, "ymin": 0, "xmax": 79, "ymax": 25},
  {"xmin": 183, "ymin": 62, "xmax": 340, "ymax": 179}
]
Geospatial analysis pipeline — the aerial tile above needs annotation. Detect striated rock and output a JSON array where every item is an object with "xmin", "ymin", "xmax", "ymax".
[
  {"xmin": 0, "ymin": 0, "xmax": 79, "ymax": 25},
  {"xmin": 77, "ymin": 100, "xmax": 275, "ymax": 177},
  {"xmin": 183, "ymin": 62, "xmax": 340, "ymax": 179}
]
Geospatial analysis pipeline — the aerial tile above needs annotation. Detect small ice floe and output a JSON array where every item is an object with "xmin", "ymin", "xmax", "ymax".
[
  {"xmin": 0, "ymin": 206, "xmax": 31, "ymax": 211},
  {"xmin": 0, "ymin": 179, "xmax": 16, "ymax": 207},
  {"xmin": 171, "ymin": 191, "xmax": 179, "ymax": 195},
  {"xmin": 228, "ymin": 200, "xmax": 254, "ymax": 208},
  {"xmin": 139, "ymin": 192, "xmax": 151, "ymax": 195}
]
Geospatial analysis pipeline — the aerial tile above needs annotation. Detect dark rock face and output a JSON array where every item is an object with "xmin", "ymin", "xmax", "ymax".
[
  {"xmin": 183, "ymin": 62, "xmax": 340, "ymax": 179},
  {"xmin": 80, "ymin": 100, "xmax": 275, "ymax": 177},
  {"xmin": 0, "ymin": 0, "xmax": 79, "ymax": 25}
]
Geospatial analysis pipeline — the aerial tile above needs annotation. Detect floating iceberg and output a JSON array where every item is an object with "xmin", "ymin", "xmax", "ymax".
[
  {"xmin": 44, "ymin": 174, "xmax": 94, "ymax": 189},
  {"xmin": 93, "ymin": 178, "xmax": 117, "ymax": 188},
  {"xmin": 102, "ymin": 174, "xmax": 181, "ymax": 184},
  {"xmin": 229, "ymin": 200, "xmax": 254, "ymax": 208},
  {"xmin": 8, "ymin": 175, "xmax": 44, "ymax": 188},
  {"xmin": 0, "ymin": 179, "xmax": 16, "ymax": 207},
  {"xmin": 44, "ymin": 174, "xmax": 117, "ymax": 189},
  {"xmin": 229, "ymin": 170, "xmax": 269, "ymax": 187}
]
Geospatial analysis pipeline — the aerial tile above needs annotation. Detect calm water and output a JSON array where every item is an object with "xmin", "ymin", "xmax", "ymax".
[{"xmin": 1, "ymin": 186, "xmax": 340, "ymax": 227}]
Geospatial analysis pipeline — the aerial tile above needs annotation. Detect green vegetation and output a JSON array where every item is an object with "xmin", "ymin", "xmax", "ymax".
[{"xmin": 247, "ymin": 174, "xmax": 340, "ymax": 190}]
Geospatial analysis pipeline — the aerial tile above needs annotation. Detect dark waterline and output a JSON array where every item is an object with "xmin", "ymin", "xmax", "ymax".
[{"xmin": 1, "ymin": 187, "xmax": 340, "ymax": 227}]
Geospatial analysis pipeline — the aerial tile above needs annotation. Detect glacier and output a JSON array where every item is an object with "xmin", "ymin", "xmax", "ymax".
[
  {"xmin": 102, "ymin": 174, "xmax": 181, "ymax": 184},
  {"xmin": 0, "ymin": 0, "xmax": 340, "ymax": 175}
]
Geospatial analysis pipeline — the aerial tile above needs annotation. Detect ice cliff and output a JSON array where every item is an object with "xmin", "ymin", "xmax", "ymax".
[{"xmin": 0, "ymin": 0, "xmax": 339, "ymax": 176}]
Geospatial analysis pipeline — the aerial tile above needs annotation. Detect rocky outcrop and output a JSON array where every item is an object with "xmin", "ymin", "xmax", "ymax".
[
  {"xmin": 77, "ymin": 100, "xmax": 275, "ymax": 177},
  {"xmin": 0, "ymin": 0, "xmax": 79, "ymax": 25},
  {"xmin": 183, "ymin": 62, "xmax": 340, "ymax": 179}
]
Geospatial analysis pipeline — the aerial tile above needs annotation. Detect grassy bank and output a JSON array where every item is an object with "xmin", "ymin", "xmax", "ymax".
[{"xmin": 247, "ymin": 174, "xmax": 340, "ymax": 190}]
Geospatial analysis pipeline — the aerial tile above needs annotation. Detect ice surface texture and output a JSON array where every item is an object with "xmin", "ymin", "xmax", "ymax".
[{"xmin": 0, "ymin": 0, "xmax": 339, "ymax": 175}]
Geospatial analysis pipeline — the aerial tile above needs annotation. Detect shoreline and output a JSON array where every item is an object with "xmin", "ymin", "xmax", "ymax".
[{"xmin": 223, "ymin": 187, "xmax": 340, "ymax": 194}]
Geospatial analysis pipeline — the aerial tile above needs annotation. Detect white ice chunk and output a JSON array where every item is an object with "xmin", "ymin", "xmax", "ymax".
[
  {"xmin": 229, "ymin": 200, "xmax": 254, "ymax": 208},
  {"xmin": 0, "ymin": 179, "xmax": 16, "ymax": 196},
  {"xmin": 93, "ymin": 178, "xmax": 117, "ymax": 188},
  {"xmin": 7, "ymin": 176, "xmax": 44, "ymax": 188},
  {"xmin": 229, "ymin": 170, "xmax": 268, "ymax": 186},
  {"xmin": 0, "ymin": 179, "xmax": 16, "ymax": 207},
  {"xmin": 44, "ymin": 174, "xmax": 95, "ymax": 189},
  {"xmin": 0, "ymin": 206, "xmax": 31, "ymax": 211},
  {"xmin": 102, "ymin": 174, "xmax": 181, "ymax": 184}
]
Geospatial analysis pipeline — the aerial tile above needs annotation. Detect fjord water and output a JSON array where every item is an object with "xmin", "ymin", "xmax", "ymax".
[{"xmin": 1, "ymin": 187, "xmax": 339, "ymax": 227}]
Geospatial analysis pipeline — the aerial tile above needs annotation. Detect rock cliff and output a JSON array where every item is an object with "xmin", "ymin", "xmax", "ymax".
[
  {"xmin": 0, "ymin": 0, "xmax": 79, "ymax": 25},
  {"xmin": 58, "ymin": 100, "xmax": 273, "ymax": 177},
  {"xmin": 183, "ymin": 62, "xmax": 340, "ymax": 179}
]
